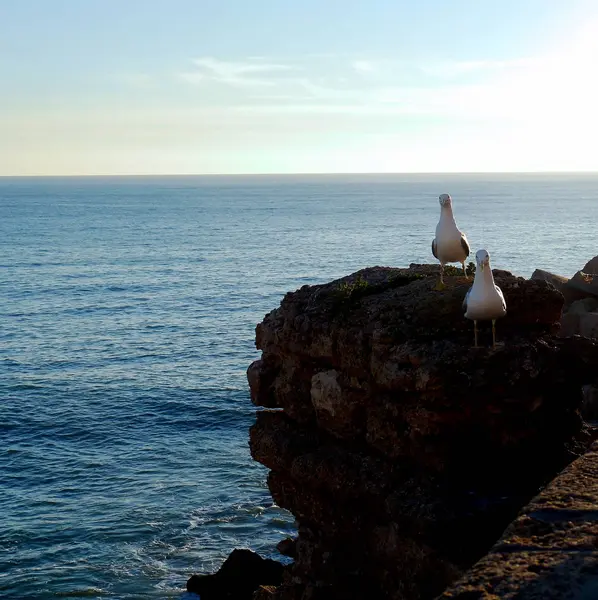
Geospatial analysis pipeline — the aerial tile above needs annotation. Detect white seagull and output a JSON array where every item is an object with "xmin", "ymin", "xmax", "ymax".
[
  {"xmin": 463, "ymin": 249, "xmax": 507, "ymax": 348},
  {"xmin": 432, "ymin": 193, "xmax": 470, "ymax": 288}
]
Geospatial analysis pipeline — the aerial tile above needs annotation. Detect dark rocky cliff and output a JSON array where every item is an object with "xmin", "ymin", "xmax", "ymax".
[{"xmin": 247, "ymin": 264, "xmax": 598, "ymax": 600}]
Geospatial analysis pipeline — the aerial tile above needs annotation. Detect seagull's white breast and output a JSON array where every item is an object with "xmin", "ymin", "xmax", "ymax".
[
  {"xmin": 435, "ymin": 220, "xmax": 467, "ymax": 263},
  {"xmin": 465, "ymin": 283, "xmax": 506, "ymax": 321}
]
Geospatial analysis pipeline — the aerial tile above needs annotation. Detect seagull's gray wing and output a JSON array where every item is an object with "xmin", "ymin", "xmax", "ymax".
[
  {"xmin": 431, "ymin": 239, "xmax": 438, "ymax": 259},
  {"xmin": 496, "ymin": 285, "xmax": 507, "ymax": 312},
  {"xmin": 462, "ymin": 287, "xmax": 471, "ymax": 312},
  {"xmin": 460, "ymin": 233, "xmax": 470, "ymax": 258}
]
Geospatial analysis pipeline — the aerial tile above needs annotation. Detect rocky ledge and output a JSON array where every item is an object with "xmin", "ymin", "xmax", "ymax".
[
  {"xmin": 245, "ymin": 263, "xmax": 598, "ymax": 600},
  {"xmin": 438, "ymin": 440, "xmax": 598, "ymax": 599}
]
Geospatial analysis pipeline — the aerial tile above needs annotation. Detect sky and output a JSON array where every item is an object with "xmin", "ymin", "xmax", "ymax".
[{"xmin": 2, "ymin": 0, "xmax": 598, "ymax": 175}]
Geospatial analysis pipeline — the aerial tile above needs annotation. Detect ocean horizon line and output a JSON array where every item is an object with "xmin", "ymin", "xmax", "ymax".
[{"xmin": 2, "ymin": 170, "xmax": 598, "ymax": 180}]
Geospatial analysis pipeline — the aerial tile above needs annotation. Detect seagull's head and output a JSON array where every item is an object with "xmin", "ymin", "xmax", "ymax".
[
  {"xmin": 438, "ymin": 193, "xmax": 452, "ymax": 208},
  {"xmin": 476, "ymin": 249, "xmax": 491, "ymax": 271}
]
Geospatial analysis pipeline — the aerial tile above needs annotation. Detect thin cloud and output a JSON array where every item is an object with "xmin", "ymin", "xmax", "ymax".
[
  {"xmin": 421, "ymin": 57, "xmax": 538, "ymax": 78},
  {"xmin": 179, "ymin": 56, "xmax": 297, "ymax": 87},
  {"xmin": 172, "ymin": 37, "xmax": 598, "ymax": 129}
]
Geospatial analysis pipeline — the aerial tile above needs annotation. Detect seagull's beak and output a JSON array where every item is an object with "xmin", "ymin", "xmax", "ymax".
[{"xmin": 479, "ymin": 263, "xmax": 484, "ymax": 272}]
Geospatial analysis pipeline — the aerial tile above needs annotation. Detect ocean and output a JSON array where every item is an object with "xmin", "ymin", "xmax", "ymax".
[{"xmin": 1, "ymin": 173, "xmax": 597, "ymax": 599}]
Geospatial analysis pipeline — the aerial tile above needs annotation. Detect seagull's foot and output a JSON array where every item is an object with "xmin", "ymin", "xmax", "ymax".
[{"xmin": 433, "ymin": 280, "xmax": 446, "ymax": 291}]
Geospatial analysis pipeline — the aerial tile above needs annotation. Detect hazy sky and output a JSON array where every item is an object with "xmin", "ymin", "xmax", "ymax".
[{"xmin": 2, "ymin": 0, "xmax": 598, "ymax": 175}]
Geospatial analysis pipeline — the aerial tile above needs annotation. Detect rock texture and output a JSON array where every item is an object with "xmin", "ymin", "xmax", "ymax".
[
  {"xmin": 186, "ymin": 549, "xmax": 284, "ymax": 600},
  {"xmin": 530, "ymin": 269, "xmax": 584, "ymax": 306},
  {"xmin": 248, "ymin": 265, "xmax": 598, "ymax": 600},
  {"xmin": 582, "ymin": 385, "xmax": 598, "ymax": 422},
  {"xmin": 437, "ymin": 441, "xmax": 598, "ymax": 599},
  {"xmin": 566, "ymin": 271, "xmax": 598, "ymax": 301},
  {"xmin": 536, "ymin": 258, "xmax": 598, "ymax": 418},
  {"xmin": 533, "ymin": 258, "xmax": 598, "ymax": 352},
  {"xmin": 532, "ymin": 256, "xmax": 598, "ymax": 314},
  {"xmin": 560, "ymin": 298, "xmax": 598, "ymax": 339},
  {"xmin": 582, "ymin": 255, "xmax": 598, "ymax": 275}
]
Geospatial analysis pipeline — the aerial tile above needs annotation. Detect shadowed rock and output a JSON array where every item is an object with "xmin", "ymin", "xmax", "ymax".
[
  {"xmin": 582, "ymin": 255, "xmax": 598, "ymax": 274},
  {"xmin": 186, "ymin": 549, "xmax": 284, "ymax": 600},
  {"xmin": 437, "ymin": 442, "xmax": 598, "ymax": 599},
  {"xmin": 582, "ymin": 385, "xmax": 598, "ymax": 422},
  {"xmin": 565, "ymin": 271, "xmax": 598, "ymax": 300},
  {"xmin": 247, "ymin": 265, "xmax": 597, "ymax": 600},
  {"xmin": 276, "ymin": 537, "xmax": 297, "ymax": 559},
  {"xmin": 531, "ymin": 268, "xmax": 586, "ymax": 306}
]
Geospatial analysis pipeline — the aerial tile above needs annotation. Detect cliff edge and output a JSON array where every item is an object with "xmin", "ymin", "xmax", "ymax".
[{"xmin": 247, "ymin": 264, "xmax": 598, "ymax": 600}]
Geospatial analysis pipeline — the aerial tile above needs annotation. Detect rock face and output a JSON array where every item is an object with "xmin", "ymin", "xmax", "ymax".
[
  {"xmin": 566, "ymin": 271, "xmax": 598, "ymax": 301},
  {"xmin": 535, "ymin": 257, "xmax": 598, "ymax": 339},
  {"xmin": 582, "ymin": 255, "xmax": 598, "ymax": 275},
  {"xmin": 582, "ymin": 385, "xmax": 598, "ymax": 422},
  {"xmin": 248, "ymin": 265, "xmax": 598, "ymax": 600},
  {"xmin": 186, "ymin": 549, "xmax": 284, "ymax": 599},
  {"xmin": 438, "ymin": 441, "xmax": 598, "ymax": 599},
  {"xmin": 560, "ymin": 298, "xmax": 598, "ymax": 338},
  {"xmin": 530, "ymin": 269, "xmax": 584, "ymax": 306}
]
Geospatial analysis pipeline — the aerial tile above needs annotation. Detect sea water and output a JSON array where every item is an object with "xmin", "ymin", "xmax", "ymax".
[{"xmin": 1, "ymin": 173, "xmax": 597, "ymax": 599}]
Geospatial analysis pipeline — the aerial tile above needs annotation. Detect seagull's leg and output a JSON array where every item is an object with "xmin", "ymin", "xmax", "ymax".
[
  {"xmin": 461, "ymin": 260, "xmax": 468, "ymax": 279},
  {"xmin": 474, "ymin": 321, "xmax": 479, "ymax": 348},
  {"xmin": 492, "ymin": 319, "xmax": 497, "ymax": 348},
  {"xmin": 434, "ymin": 263, "xmax": 446, "ymax": 290}
]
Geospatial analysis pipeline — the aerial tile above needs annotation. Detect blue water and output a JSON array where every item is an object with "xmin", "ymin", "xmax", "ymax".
[{"xmin": 1, "ymin": 173, "xmax": 597, "ymax": 599}]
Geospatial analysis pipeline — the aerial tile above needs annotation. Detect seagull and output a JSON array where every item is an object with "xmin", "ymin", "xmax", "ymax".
[
  {"xmin": 463, "ymin": 249, "xmax": 507, "ymax": 348},
  {"xmin": 432, "ymin": 193, "xmax": 470, "ymax": 288}
]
